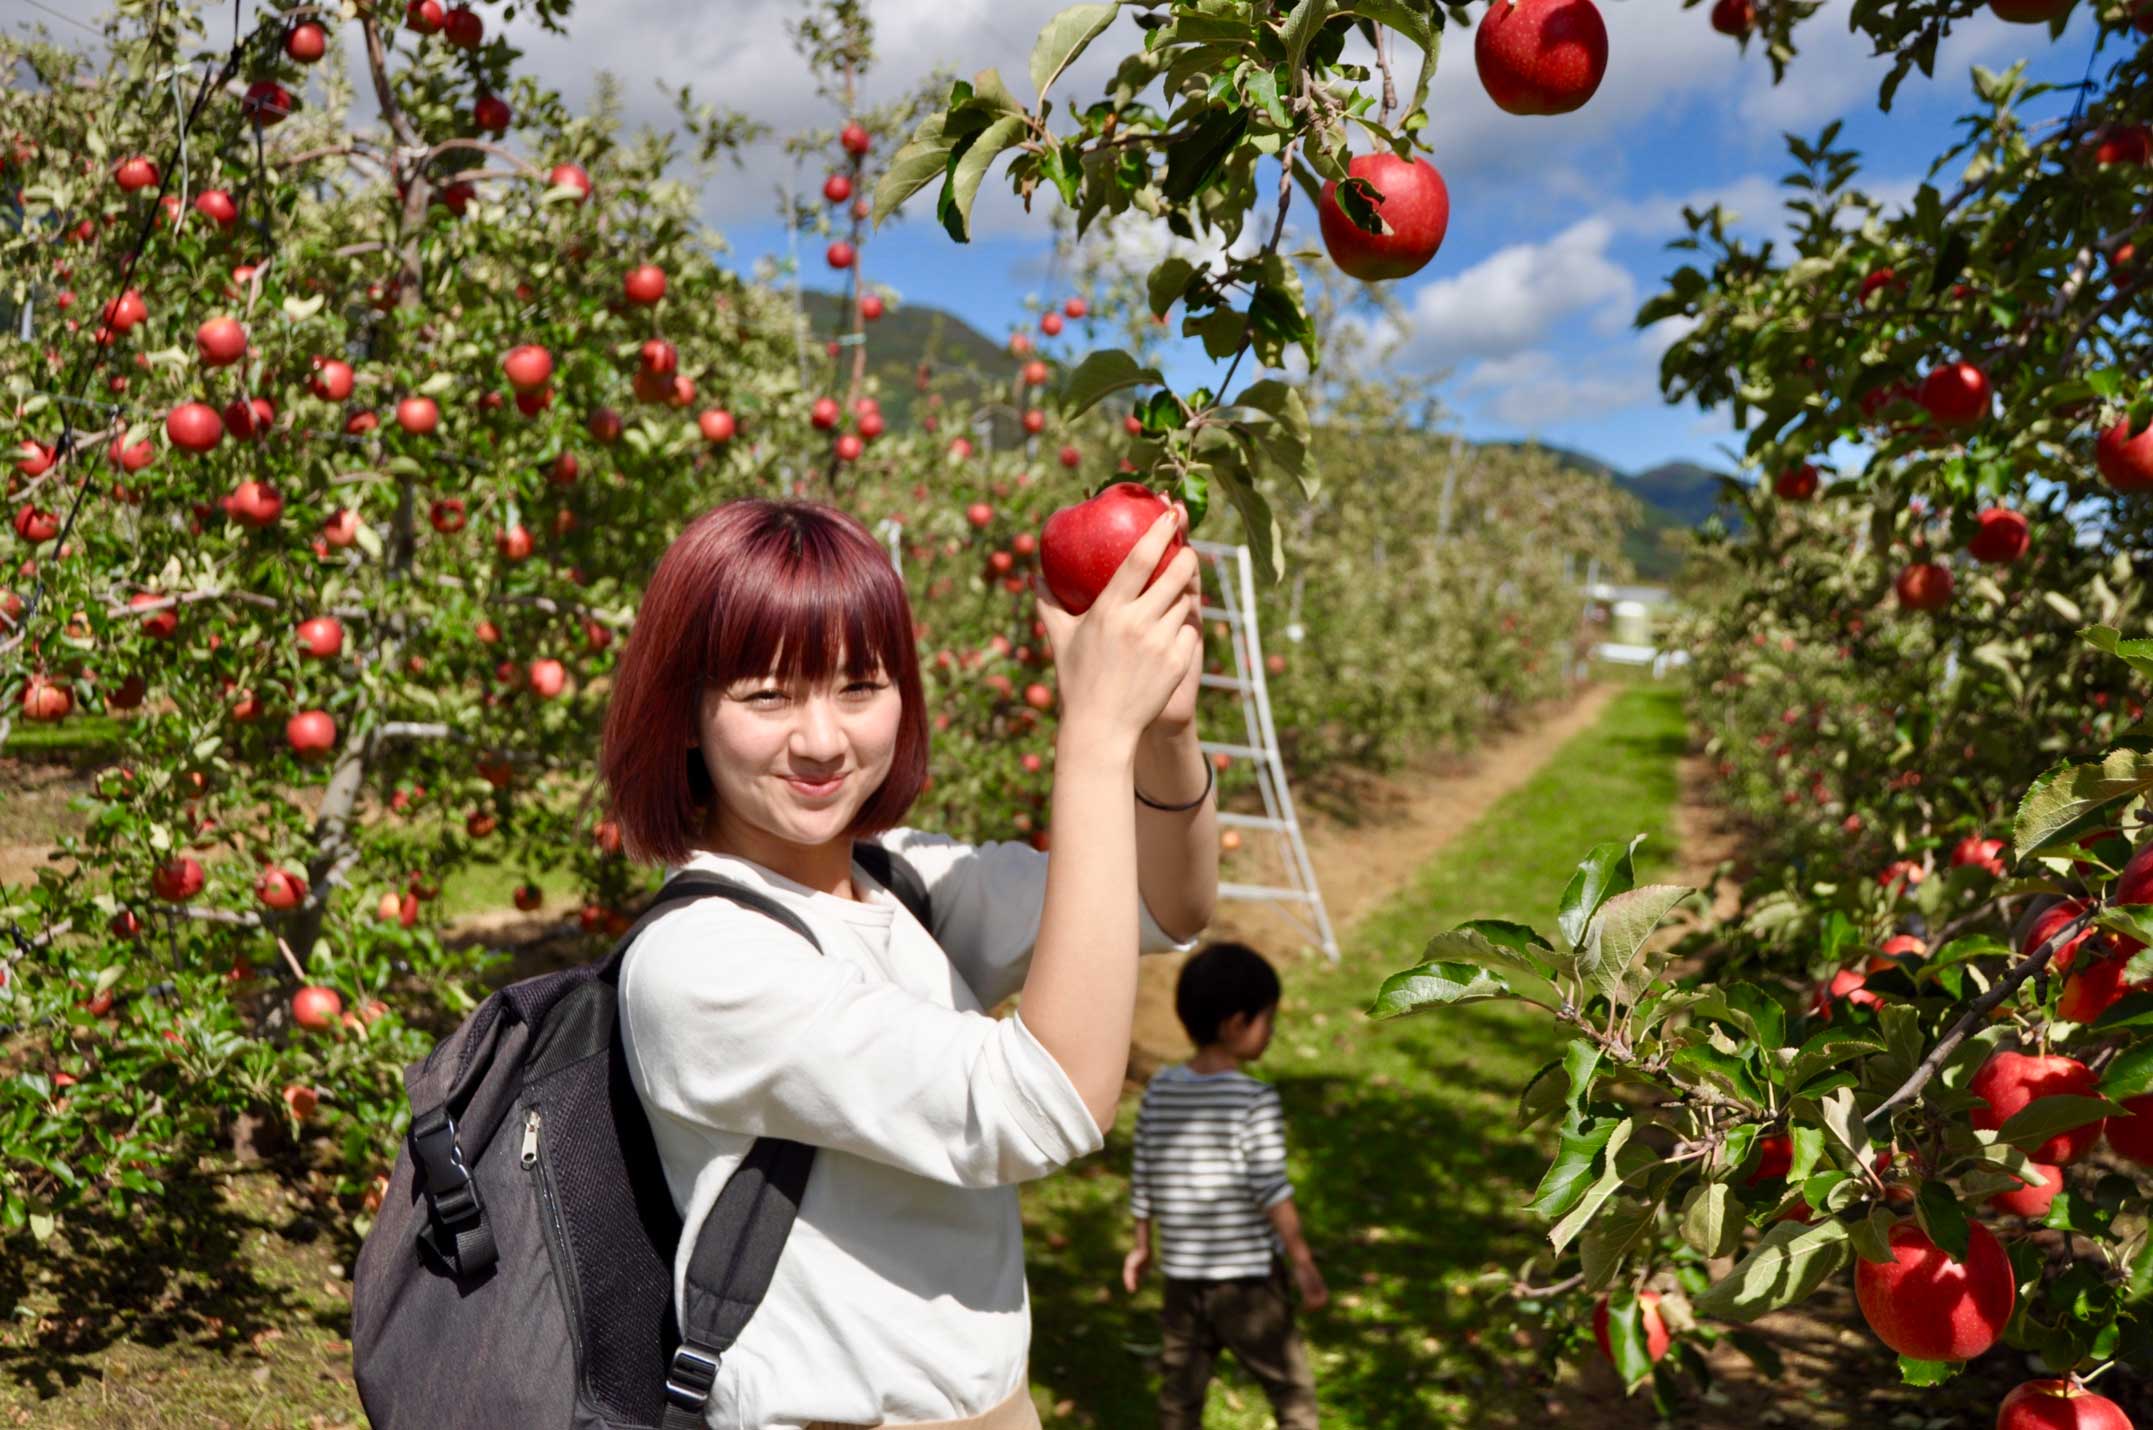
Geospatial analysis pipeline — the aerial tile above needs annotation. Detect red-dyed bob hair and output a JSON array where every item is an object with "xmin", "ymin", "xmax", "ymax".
[{"xmin": 600, "ymin": 499, "xmax": 928, "ymax": 867}]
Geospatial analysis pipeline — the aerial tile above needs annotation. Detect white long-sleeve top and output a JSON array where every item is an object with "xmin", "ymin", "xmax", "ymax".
[{"xmin": 617, "ymin": 827, "xmax": 1196, "ymax": 1429}]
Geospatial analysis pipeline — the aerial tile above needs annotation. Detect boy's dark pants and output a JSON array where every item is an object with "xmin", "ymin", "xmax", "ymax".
[{"xmin": 1157, "ymin": 1258, "xmax": 1319, "ymax": 1429}]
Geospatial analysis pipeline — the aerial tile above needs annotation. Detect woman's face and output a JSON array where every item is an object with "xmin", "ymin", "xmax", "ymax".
[{"xmin": 693, "ymin": 651, "xmax": 904, "ymax": 856}]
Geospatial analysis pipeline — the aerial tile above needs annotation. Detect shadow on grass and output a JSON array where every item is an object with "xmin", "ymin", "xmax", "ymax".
[{"xmin": 0, "ymin": 1157, "xmax": 360, "ymax": 1403}]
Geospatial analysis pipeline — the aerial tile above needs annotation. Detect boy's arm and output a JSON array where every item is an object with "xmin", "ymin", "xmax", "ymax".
[
  {"xmin": 1129, "ymin": 1094, "xmax": 1153, "ymax": 1238},
  {"xmin": 1264, "ymin": 1196, "xmax": 1315, "ymax": 1266}
]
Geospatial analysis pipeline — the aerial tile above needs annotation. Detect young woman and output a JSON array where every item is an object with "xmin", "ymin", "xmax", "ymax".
[{"xmin": 599, "ymin": 498, "xmax": 1218, "ymax": 1429}]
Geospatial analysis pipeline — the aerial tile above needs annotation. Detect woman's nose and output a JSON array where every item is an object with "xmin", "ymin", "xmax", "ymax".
[{"xmin": 790, "ymin": 694, "xmax": 846, "ymax": 759}]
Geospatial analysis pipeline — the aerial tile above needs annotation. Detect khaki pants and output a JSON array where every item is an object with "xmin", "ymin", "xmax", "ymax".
[
  {"xmin": 804, "ymin": 1372, "xmax": 1043, "ymax": 1430},
  {"xmin": 1157, "ymin": 1259, "xmax": 1319, "ymax": 1430}
]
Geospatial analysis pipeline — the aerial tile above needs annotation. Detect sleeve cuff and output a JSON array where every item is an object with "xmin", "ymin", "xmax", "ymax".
[
  {"xmin": 1138, "ymin": 893, "xmax": 1201, "ymax": 956},
  {"xmin": 1001, "ymin": 1009, "xmax": 1108, "ymax": 1165}
]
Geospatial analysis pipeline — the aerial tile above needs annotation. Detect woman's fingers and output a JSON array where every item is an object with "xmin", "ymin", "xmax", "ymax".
[{"xmin": 1098, "ymin": 510, "xmax": 1184, "ymax": 606}]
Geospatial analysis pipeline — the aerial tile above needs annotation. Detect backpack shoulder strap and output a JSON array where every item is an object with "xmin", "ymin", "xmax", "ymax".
[
  {"xmin": 853, "ymin": 841, "xmax": 932, "ymax": 932},
  {"xmin": 638, "ymin": 870, "xmax": 831, "ymax": 1427}
]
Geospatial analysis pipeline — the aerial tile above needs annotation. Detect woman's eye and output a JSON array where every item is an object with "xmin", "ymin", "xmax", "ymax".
[{"xmin": 843, "ymin": 680, "xmax": 884, "ymax": 696}]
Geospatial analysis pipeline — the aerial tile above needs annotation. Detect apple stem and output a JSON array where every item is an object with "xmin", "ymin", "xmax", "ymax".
[{"xmin": 275, "ymin": 934, "xmax": 308, "ymax": 984}]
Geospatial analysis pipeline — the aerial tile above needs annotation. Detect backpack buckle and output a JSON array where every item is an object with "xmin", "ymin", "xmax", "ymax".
[
  {"xmin": 664, "ymin": 1345, "xmax": 720, "ymax": 1410},
  {"xmin": 409, "ymin": 1108, "xmax": 480, "ymax": 1227}
]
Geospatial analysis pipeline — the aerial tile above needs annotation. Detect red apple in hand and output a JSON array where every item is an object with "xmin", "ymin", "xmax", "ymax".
[
  {"xmin": 1039, "ymin": 483, "xmax": 1187, "ymax": 615},
  {"xmin": 1318, "ymin": 153, "xmax": 1450, "ymax": 282},
  {"xmin": 1474, "ymin": 0, "xmax": 1608, "ymax": 116}
]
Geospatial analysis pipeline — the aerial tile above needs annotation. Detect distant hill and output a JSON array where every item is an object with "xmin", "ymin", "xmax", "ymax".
[{"xmin": 799, "ymin": 291, "xmax": 1734, "ymax": 581}]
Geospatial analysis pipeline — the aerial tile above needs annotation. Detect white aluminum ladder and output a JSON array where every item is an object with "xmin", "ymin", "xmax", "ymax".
[{"xmin": 1192, "ymin": 539, "xmax": 1339, "ymax": 961}]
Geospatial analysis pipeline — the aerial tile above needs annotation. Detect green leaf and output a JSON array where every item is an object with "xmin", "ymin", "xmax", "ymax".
[
  {"xmin": 1580, "ymin": 1196, "xmax": 1659, "ymax": 1293},
  {"xmin": 1517, "ymin": 1058, "xmax": 1568, "ymax": 1129},
  {"xmin": 2013, "ymin": 748, "xmax": 2153, "ymax": 858},
  {"xmin": 1913, "ymin": 1180, "xmax": 1970, "ymax": 1261},
  {"xmin": 1561, "ymin": 1039, "xmax": 1602, "ymax": 1125},
  {"xmin": 1679, "ymin": 1181, "xmax": 1743, "ymax": 1258},
  {"xmin": 1995, "ymin": 1095, "xmax": 2122, "ymax": 1155},
  {"xmin": 1058, "ymin": 348, "xmax": 1164, "ymax": 421},
  {"xmin": 1160, "ymin": 108, "xmax": 1249, "ymax": 206},
  {"xmin": 2094, "ymin": 992, "xmax": 2153, "ymax": 1032},
  {"xmin": 1785, "ymin": 1028, "xmax": 1886, "ymax": 1095},
  {"xmin": 1692, "ymin": 1217, "xmax": 1852, "ymax": 1322},
  {"xmin": 1240, "ymin": 65, "xmax": 1291, "ymax": 129},
  {"xmin": 1530, "ymin": 1116, "xmax": 1621, "ymax": 1221},
  {"xmin": 1557, "ymin": 836, "xmax": 1645, "ymax": 950},
  {"xmin": 2083, "ymin": 624, "xmax": 2153, "ymax": 682},
  {"xmin": 961, "ymin": 68, "xmax": 1025, "ymax": 118},
  {"xmin": 1581, "ymin": 884, "xmax": 1693, "ymax": 1006},
  {"xmin": 1850, "ymin": 1205, "xmax": 1898, "ymax": 1264},
  {"xmin": 874, "ymin": 111, "xmax": 958, "ymax": 226},
  {"xmin": 1147, "ymin": 257, "xmax": 1198, "ymax": 318},
  {"xmin": 1549, "ymin": 1119, "xmax": 1636, "ymax": 1253},
  {"xmin": 941, "ymin": 113, "xmax": 1029, "ymax": 242},
  {"xmin": 1366, "ymin": 960, "xmax": 1511, "ymax": 1017},
  {"xmin": 1278, "ymin": 0, "xmax": 1333, "ymax": 79},
  {"xmin": 1898, "ymin": 1357, "xmax": 1959, "ymax": 1387},
  {"xmin": 1030, "ymin": 4, "xmax": 1119, "ymax": 101},
  {"xmin": 2102, "ymin": 1042, "xmax": 2153, "ymax": 1099},
  {"xmin": 1213, "ymin": 462, "xmax": 1283, "ymax": 586}
]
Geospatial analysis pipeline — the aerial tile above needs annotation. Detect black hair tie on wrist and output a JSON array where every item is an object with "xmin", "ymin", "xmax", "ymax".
[{"xmin": 1135, "ymin": 758, "xmax": 1215, "ymax": 812}]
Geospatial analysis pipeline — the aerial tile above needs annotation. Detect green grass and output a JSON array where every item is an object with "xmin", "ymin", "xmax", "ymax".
[
  {"xmin": 1, "ymin": 713, "xmax": 122, "ymax": 760},
  {"xmin": 1020, "ymin": 682, "xmax": 1688, "ymax": 1428}
]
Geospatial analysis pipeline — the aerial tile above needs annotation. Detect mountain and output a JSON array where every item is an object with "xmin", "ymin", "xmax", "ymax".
[
  {"xmin": 1480, "ymin": 442, "xmax": 1737, "ymax": 581},
  {"xmin": 798, "ymin": 290, "xmax": 1730, "ymax": 581}
]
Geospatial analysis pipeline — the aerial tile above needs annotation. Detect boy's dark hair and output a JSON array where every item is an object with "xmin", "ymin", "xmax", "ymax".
[{"xmin": 1174, "ymin": 941, "xmax": 1281, "ymax": 1047}]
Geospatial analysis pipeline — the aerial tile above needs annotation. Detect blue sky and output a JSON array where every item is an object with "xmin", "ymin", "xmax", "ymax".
[{"xmin": 0, "ymin": 0, "xmax": 2112, "ymax": 476}]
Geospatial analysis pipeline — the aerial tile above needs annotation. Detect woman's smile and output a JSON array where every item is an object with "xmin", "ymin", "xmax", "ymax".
[{"xmin": 783, "ymin": 771, "xmax": 848, "ymax": 800}]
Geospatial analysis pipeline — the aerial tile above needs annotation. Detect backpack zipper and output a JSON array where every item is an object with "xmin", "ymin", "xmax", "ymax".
[{"xmin": 521, "ymin": 1104, "xmax": 585, "ymax": 1368}]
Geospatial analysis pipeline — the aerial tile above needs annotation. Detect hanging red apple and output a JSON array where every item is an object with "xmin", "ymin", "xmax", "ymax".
[
  {"xmin": 1894, "ymin": 562, "xmax": 1953, "ymax": 611},
  {"xmin": 1917, "ymin": 360, "xmax": 1991, "ymax": 427},
  {"xmin": 152, "ymin": 856, "xmax": 205, "ymax": 902},
  {"xmin": 1474, "ymin": 0, "xmax": 1608, "ymax": 116},
  {"xmin": 1995, "ymin": 1380, "xmax": 2132, "ymax": 1430},
  {"xmin": 1590, "ymin": 1290, "xmax": 1670, "ymax": 1365},
  {"xmin": 1853, "ymin": 1220, "xmax": 2014, "ymax": 1361},
  {"xmin": 699, "ymin": 408, "xmax": 736, "ymax": 443},
  {"xmin": 287, "ymin": 709, "xmax": 338, "ymax": 760},
  {"xmin": 195, "ymin": 317, "xmax": 247, "ymax": 368},
  {"xmin": 1966, "ymin": 507, "xmax": 2029, "ymax": 564},
  {"xmin": 296, "ymin": 616, "xmax": 343, "ymax": 659},
  {"xmin": 1317, "ymin": 153, "xmax": 1450, "ymax": 282},
  {"xmin": 624, "ymin": 264, "xmax": 667, "ymax": 305},
  {"xmin": 255, "ymin": 865, "xmax": 308, "ymax": 910},
  {"xmin": 503, "ymin": 344, "xmax": 552, "ymax": 393},
  {"xmin": 395, "ymin": 395, "xmax": 439, "ymax": 434},
  {"xmin": 166, "ymin": 401, "xmax": 223, "ymax": 453},
  {"xmin": 292, "ymin": 985, "xmax": 343, "ymax": 1031},
  {"xmin": 1772, "ymin": 464, "xmax": 1819, "ymax": 500},
  {"xmin": 1971, "ymin": 1050, "xmax": 2104, "ymax": 1164}
]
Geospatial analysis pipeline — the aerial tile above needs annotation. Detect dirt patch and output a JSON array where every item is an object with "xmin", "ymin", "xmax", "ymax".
[{"xmin": 1124, "ymin": 682, "xmax": 1622, "ymax": 1085}]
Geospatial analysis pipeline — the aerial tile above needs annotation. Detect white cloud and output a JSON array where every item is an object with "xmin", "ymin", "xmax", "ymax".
[
  {"xmin": 1735, "ymin": 7, "xmax": 2035, "ymax": 132},
  {"xmin": 1453, "ymin": 348, "xmax": 1660, "ymax": 427},
  {"xmin": 1390, "ymin": 218, "xmax": 1636, "ymax": 371}
]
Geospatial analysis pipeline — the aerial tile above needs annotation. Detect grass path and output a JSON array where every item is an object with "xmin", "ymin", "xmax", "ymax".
[{"xmin": 1021, "ymin": 680, "xmax": 1689, "ymax": 1429}]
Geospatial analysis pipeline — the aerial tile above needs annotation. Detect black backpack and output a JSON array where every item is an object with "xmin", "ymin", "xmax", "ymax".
[{"xmin": 351, "ymin": 843, "xmax": 931, "ymax": 1429}]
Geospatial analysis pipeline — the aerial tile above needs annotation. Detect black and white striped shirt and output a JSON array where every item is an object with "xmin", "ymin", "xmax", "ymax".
[{"xmin": 1129, "ymin": 1064, "xmax": 1292, "ymax": 1280}]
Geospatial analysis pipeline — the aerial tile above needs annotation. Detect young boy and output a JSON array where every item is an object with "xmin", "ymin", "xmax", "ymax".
[{"xmin": 1123, "ymin": 940, "xmax": 1326, "ymax": 1430}]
